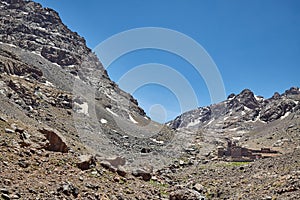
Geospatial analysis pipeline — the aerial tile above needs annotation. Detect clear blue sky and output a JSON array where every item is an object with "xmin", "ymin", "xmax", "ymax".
[{"xmin": 35, "ymin": 0, "xmax": 300, "ymax": 122}]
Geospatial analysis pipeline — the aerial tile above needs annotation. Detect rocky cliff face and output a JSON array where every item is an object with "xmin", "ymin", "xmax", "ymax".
[{"xmin": 0, "ymin": 0, "xmax": 145, "ymax": 118}]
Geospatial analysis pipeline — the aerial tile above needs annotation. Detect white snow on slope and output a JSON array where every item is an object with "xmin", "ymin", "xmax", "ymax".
[
  {"xmin": 100, "ymin": 118, "xmax": 107, "ymax": 124},
  {"xmin": 74, "ymin": 102, "xmax": 89, "ymax": 115},
  {"xmin": 129, "ymin": 115, "xmax": 138, "ymax": 124},
  {"xmin": 106, "ymin": 108, "xmax": 118, "ymax": 117},
  {"xmin": 281, "ymin": 112, "xmax": 291, "ymax": 120}
]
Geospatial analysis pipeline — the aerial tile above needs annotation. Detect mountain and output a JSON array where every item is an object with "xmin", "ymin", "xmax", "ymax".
[
  {"xmin": 168, "ymin": 87, "xmax": 300, "ymax": 155},
  {"xmin": 169, "ymin": 87, "xmax": 300, "ymax": 129},
  {"xmin": 1, "ymin": 0, "xmax": 300, "ymax": 199},
  {"xmin": 0, "ymin": 0, "xmax": 178, "ymax": 167}
]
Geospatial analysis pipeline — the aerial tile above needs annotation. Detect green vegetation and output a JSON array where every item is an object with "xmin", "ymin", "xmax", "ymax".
[
  {"xmin": 226, "ymin": 161, "xmax": 250, "ymax": 167},
  {"xmin": 149, "ymin": 179, "xmax": 169, "ymax": 196}
]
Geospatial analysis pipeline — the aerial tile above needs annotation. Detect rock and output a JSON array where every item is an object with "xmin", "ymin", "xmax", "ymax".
[
  {"xmin": 100, "ymin": 160, "xmax": 116, "ymax": 172},
  {"xmin": 0, "ymin": 116, "xmax": 8, "ymax": 122},
  {"xmin": 10, "ymin": 194, "xmax": 20, "ymax": 199},
  {"xmin": 260, "ymin": 100, "xmax": 296, "ymax": 122},
  {"xmin": 1, "ymin": 193, "xmax": 10, "ymax": 200},
  {"xmin": 179, "ymin": 160, "xmax": 185, "ymax": 166},
  {"xmin": 0, "ymin": 188, "xmax": 9, "ymax": 194},
  {"xmin": 193, "ymin": 183, "xmax": 204, "ymax": 193},
  {"xmin": 77, "ymin": 155, "xmax": 96, "ymax": 170},
  {"xmin": 19, "ymin": 131, "xmax": 31, "ymax": 140},
  {"xmin": 18, "ymin": 160, "xmax": 29, "ymax": 168},
  {"xmin": 38, "ymin": 128, "xmax": 68, "ymax": 153},
  {"xmin": 227, "ymin": 93, "xmax": 235, "ymax": 99},
  {"xmin": 41, "ymin": 46, "xmax": 79, "ymax": 66},
  {"xmin": 5, "ymin": 128, "xmax": 15, "ymax": 134},
  {"xmin": 271, "ymin": 92, "xmax": 281, "ymax": 100},
  {"xmin": 169, "ymin": 188, "xmax": 206, "ymax": 200},
  {"xmin": 141, "ymin": 147, "xmax": 151, "ymax": 153},
  {"xmin": 57, "ymin": 182, "xmax": 79, "ymax": 197},
  {"xmin": 284, "ymin": 87, "xmax": 300, "ymax": 96},
  {"xmin": 132, "ymin": 168, "xmax": 152, "ymax": 181},
  {"xmin": 103, "ymin": 156, "xmax": 126, "ymax": 168},
  {"xmin": 117, "ymin": 166, "xmax": 127, "ymax": 177},
  {"xmin": 15, "ymin": 127, "xmax": 25, "ymax": 134},
  {"xmin": 114, "ymin": 176, "xmax": 120, "ymax": 182}
]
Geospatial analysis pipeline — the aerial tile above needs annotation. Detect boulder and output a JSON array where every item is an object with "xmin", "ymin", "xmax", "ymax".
[
  {"xmin": 38, "ymin": 128, "xmax": 68, "ymax": 153},
  {"xmin": 57, "ymin": 182, "xmax": 79, "ymax": 197},
  {"xmin": 193, "ymin": 183, "xmax": 205, "ymax": 193},
  {"xmin": 117, "ymin": 166, "xmax": 127, "ymax": 177},
  {"xmin": 5, "ymin": 128, "xmax": 14, "ymax": 134},
  {"xmin": 169, "ymin": 188, "xmax": 206, "ymax": 200},
  {"xmin": 100, "ymin": 160, "xmax": 116, "ymax": 172},
  {"xmin": 132, "ymin": 168, "xmax": 152, "ymax": 181},
  {"xmin": 104, "ymin": 156, "xmax": 126, "ymax": 168},
  {"xmin": 0, "ymin": 116, "xmax": 8, "ymax": 122},
  {"xmin": 77, "ymin": 155, "xmax": 96, "ymax": 170}
]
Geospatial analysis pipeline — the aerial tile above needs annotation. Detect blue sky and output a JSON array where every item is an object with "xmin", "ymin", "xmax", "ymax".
[{"xmin": 35, "ymin": 0, "xmax": 300, "ymax": 122}]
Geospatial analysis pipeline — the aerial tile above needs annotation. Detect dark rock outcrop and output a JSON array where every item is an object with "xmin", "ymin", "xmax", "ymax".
[{"xmin": 38, "ymin": 128, "xmax": 69, "ymax": 153}]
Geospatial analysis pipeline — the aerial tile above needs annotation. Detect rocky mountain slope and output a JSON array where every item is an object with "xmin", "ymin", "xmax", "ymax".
[
  {"xmin": 168, "ymin": 88, "xmax": 300, "ymax": 152},
  {"xmin": 0, "ymin": 0, "xmax": 179, "ymax": 169},
  {"xmin": 0, "ymin": 0, "xmax": 300, "ymax": 199},
  {"xmin": 169, "ymin": 88, "xmax": 300, "ymax": 130}
]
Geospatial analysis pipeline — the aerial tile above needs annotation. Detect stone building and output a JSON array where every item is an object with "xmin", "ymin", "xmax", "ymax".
[{"xmin": 217, "ymin": 139, "xmax": 279, "ymax": 161}]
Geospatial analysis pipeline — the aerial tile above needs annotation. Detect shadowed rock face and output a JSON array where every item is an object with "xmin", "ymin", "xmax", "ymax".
[{"xmin": 39, "ymin": 128, "xmax": 69, "ymax": 153}]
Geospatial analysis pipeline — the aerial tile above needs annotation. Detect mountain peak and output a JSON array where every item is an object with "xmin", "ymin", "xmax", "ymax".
[{"xmin": 284, "ymin": 86, "xmax": 300, "ymax": 96}]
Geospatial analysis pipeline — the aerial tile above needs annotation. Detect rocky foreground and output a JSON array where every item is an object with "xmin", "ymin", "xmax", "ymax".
[{"xmin": 1, "ymin": 112, "xmax": 300, "ymax": 199}]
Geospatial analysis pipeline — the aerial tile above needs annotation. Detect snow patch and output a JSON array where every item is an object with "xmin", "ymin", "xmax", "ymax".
[
  {"xmin": 52, "ymin": 63, "xmax": 61, "ymax": 67},
  {"xmin": 129, "ymin": 115, "xmax": 138, "ymax": 124},
  {"xmin": 255, "ymin": 95, "xmax": 264, "ymax": 101},
  {"xmin": 236, "ymin": 130, "xmax": 247, "ymax": 134},
  {"xmin": 106, "ymin": 108, "xmax": 118, "ymax": 117},
  {"xmin": 35, "ymin": 26, "xmax": 47, "ymax": 32},
  {"xmin": 228, "ymin": 127, "xmax": 238, "ymax": 131},
  {"xmin": 227, "ymin": 97, "xmax": 234, "ymax": 101},
  {"xmin": 65, "ymin": 65, "xmax": 76, "ymax": 69},
  {"xmin": 74, "ymin": 102, "xmax": 89, "ymax": 115},
  {"xmin": 44, "ymin": 81, "xmax": 54, "ymax": 87},
  {"xmin": 150, "ymin": 138, "xmax": 164, "ymax": 144},
  {"xmin": 100, "ymin": 118, "xmax": 107, "ymax": 124},
  {"xmin": 259, "ymin": 119, "xmax": 267, "ymax": 124},
  {"xmin": 244, "ymin": 106, "xmax": 251, "ymax": 111},
  {"xmin": 281, "ymin": 112, "xmax": 291, "ymax": 120},
  {"xmin": 206, "ymin": 118, "xmax": 214, "ymax": 125},
  {"xmin": 232, "ymin": 136, "xmax": 241, "ymax": 141},
  {"xmin": 187, "ymin": 119, "xmax": 200, "ymax": 128},
  {"xmin": 8, "ymin": 43, "xmax": 17, "ymax": 48}
]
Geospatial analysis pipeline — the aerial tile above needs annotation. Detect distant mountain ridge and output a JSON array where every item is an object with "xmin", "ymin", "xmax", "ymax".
[{"xmin": 168, "ymin": 87, "xmax": 300, "ymax": 131}]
